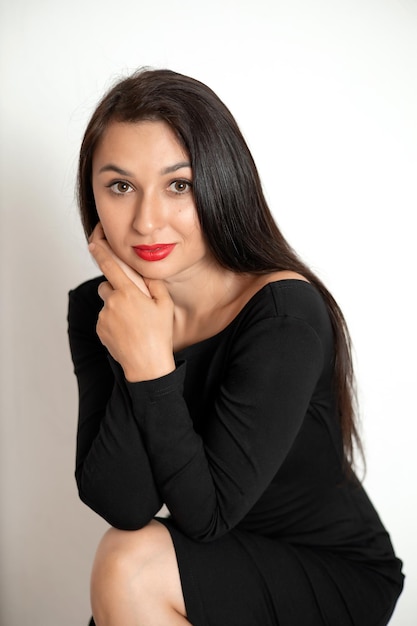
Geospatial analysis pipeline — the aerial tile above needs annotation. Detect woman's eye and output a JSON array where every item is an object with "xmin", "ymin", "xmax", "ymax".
[
  {"xmin": 169, "ymin": 180, "xmax": 192, "ymax": 194},
  {"xmin": 109, "ymin": 181, "xmax": 133, "ymax": 195}
]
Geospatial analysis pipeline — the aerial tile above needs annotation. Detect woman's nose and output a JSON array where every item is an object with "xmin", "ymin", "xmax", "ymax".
[{"xmin": 131, "ymin": 191, "xmax": 164, "ymax": 235}]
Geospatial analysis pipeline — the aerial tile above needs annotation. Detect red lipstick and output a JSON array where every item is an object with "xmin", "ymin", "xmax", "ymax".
[{"xmin": 133, "ymin": 243, "xmax": 176, "ymax": 262}]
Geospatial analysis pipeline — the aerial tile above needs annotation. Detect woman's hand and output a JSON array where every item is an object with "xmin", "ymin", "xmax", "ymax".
[
  {"xmin": 89, "ymin": 223, "xmax": 151, "ymax": 297},
  {"xmin": 88, "ymin": 236, "xmax": 176, "ymax": 382}
]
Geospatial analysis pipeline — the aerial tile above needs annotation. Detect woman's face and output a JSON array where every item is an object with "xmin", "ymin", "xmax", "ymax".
[{"xmin": 92, "ymin": 120, "xmax": 212, "ymax": 283}]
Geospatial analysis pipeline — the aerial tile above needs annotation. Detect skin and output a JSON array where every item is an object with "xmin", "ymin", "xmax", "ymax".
[
  {"xmin": 88, "ymin": 120, "xmax": 307, "ymax": 625},
  {"xmin": 90, "ymin": 521, "xmax": 190, "ymax": 626}
]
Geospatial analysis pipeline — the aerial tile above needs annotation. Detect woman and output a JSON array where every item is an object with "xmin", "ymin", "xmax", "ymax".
[{"xmin": 68, "ymin": 69, "xmax": 404, "ymax": 625}]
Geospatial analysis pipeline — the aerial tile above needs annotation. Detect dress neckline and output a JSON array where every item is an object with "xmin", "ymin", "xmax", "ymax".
[{"xmin": 174, "ymin": 279, "xmax": 315, "ymax": 359}]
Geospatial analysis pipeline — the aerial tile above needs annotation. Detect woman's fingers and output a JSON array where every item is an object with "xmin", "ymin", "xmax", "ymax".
[
  {"xmin": 89, "ymin": 242, "xmax": 134, "ymax": 291},
  {"xmin": 146, "ymin": 279, "xmax": 173, "ymax": 307},
  {"xmin": 97, "ymin": 280, "xmax": 113, "ymax": 302},
  {"xmin": 106, "ymin": 250, "xmax": 150, "ymax": 296},
  {"xmin": 89, "ymin": 224, "xmax": 151, "ymax": 297},
  {"xmin": 88, "ymin": 226, "xmax": 175, "ymax": 381},
  {"xmin": 89, "ymin": 222, "xmax": 106, "ymax": 244}
]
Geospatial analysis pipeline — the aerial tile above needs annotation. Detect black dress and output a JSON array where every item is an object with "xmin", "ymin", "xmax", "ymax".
[{"xmin": 68, "ymin": 277, "xmax": 404, "ymax": 625}]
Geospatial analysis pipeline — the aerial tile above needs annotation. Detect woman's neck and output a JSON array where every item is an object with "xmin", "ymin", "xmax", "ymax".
[{"xmin": 166, "ymin": 265, "xmax": 256, "ymax": 352}]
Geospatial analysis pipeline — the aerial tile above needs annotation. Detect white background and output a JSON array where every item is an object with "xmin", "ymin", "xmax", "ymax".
[{"xmin": 1, "ymin": 0, "xmax": 416, "ymax": 624}]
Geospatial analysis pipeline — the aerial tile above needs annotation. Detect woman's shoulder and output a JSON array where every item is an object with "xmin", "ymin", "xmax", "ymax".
[
  {"xmin": 244, "ymin": 271, "xmax": 323, "ymax": 314},
  {"xmin": 236, "ymin": 272, "xmax": 331, "ymax": 338}
]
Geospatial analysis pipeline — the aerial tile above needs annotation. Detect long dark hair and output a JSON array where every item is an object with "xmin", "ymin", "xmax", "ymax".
[{"xmin": 78, "ymin": 68, "xmax": 363, "ymax": 471}]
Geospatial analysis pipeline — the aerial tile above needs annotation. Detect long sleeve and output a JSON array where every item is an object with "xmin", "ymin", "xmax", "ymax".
[
  {"xmin": 68, "ymin": 277, "xmax": 162, "ymax": 529},
  {"xmin": 68, "ymin": 278, "xmax": 329, "ymax": 538},
  {"xmin": 126, "ymin": 313, "xmax": 324, "ymax": 540}
]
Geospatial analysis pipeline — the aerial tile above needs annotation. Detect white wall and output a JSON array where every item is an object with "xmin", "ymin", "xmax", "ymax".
[{"xmin": 1, "ymin": 0, "xmax": 416, "ymax": 623}]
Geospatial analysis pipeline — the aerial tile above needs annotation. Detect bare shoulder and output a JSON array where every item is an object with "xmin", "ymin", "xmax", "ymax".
[
  {"xmin": 256, "ymin": 270, "xmax": 310, "ymax": 289},
  {"xmin": 235, "ymin": 270, "xmax": 310, "ymax": 317}
]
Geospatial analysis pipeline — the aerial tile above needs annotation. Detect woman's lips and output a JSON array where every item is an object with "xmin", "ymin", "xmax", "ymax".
[{"xmin": 132, "ymin": 243, "xmax": 176, "ymax": 262}]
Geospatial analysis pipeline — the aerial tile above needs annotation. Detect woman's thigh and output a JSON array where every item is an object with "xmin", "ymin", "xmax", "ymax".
[
  {"xmin": 90, "ymin": 520, "xmax": 187, "ymax": 620},
  {"xmin": 157, "ymin": 520, "xmax": 400, "ymax": 626}
]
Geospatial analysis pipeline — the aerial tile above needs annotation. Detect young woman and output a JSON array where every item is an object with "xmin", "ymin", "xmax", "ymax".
[{"xmin": 68, "ymin": 69, "xmax": 404, "ymax": 625}]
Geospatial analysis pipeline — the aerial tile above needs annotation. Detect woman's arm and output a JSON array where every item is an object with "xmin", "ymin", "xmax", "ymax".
[
  {"xmin": 68, "ymin": 279, "xmax": 163, "ymax": 529},
  {"xmin": 126, "ymin": 314, "xmax": 324, "ymax": 540},
  {"xmin": 70, "ymin": 237, "xmax": 325, "ymax": 537},
  {"xmin": 69, "ymin": 277, "xmax": 324, "ymax": 537}
]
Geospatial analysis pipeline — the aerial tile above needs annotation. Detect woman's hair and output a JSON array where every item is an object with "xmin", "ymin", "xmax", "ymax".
[{"xmin": 78, "ymin": 68, "xmax": 363, "ymax": 472}]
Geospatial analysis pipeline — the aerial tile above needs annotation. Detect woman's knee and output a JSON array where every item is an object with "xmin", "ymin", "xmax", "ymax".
[
  {"xmin": 92, "ymin": 521, "xmax": 165, "ymax": 590},
  {"xmin": 90, "ymin": 520, "xmax": 186, "ymax": 617}
]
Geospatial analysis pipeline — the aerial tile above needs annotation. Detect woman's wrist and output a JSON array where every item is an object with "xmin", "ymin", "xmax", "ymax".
[{"xmin": 123, "ymin": 356, "xmax": 176, "ymax": 383}]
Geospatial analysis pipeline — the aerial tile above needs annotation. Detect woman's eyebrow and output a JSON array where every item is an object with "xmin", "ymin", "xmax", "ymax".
[
  {"xmin": 97, "ymin": 162, "xmax": 191, "ymax": 176},
  {"xmin": 160, "ymin": 161, "xmax": 191, "ymax": 175},
  {"xmin": 98, "ymin": 164, "xmax": 133, "ymax": 176}
]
